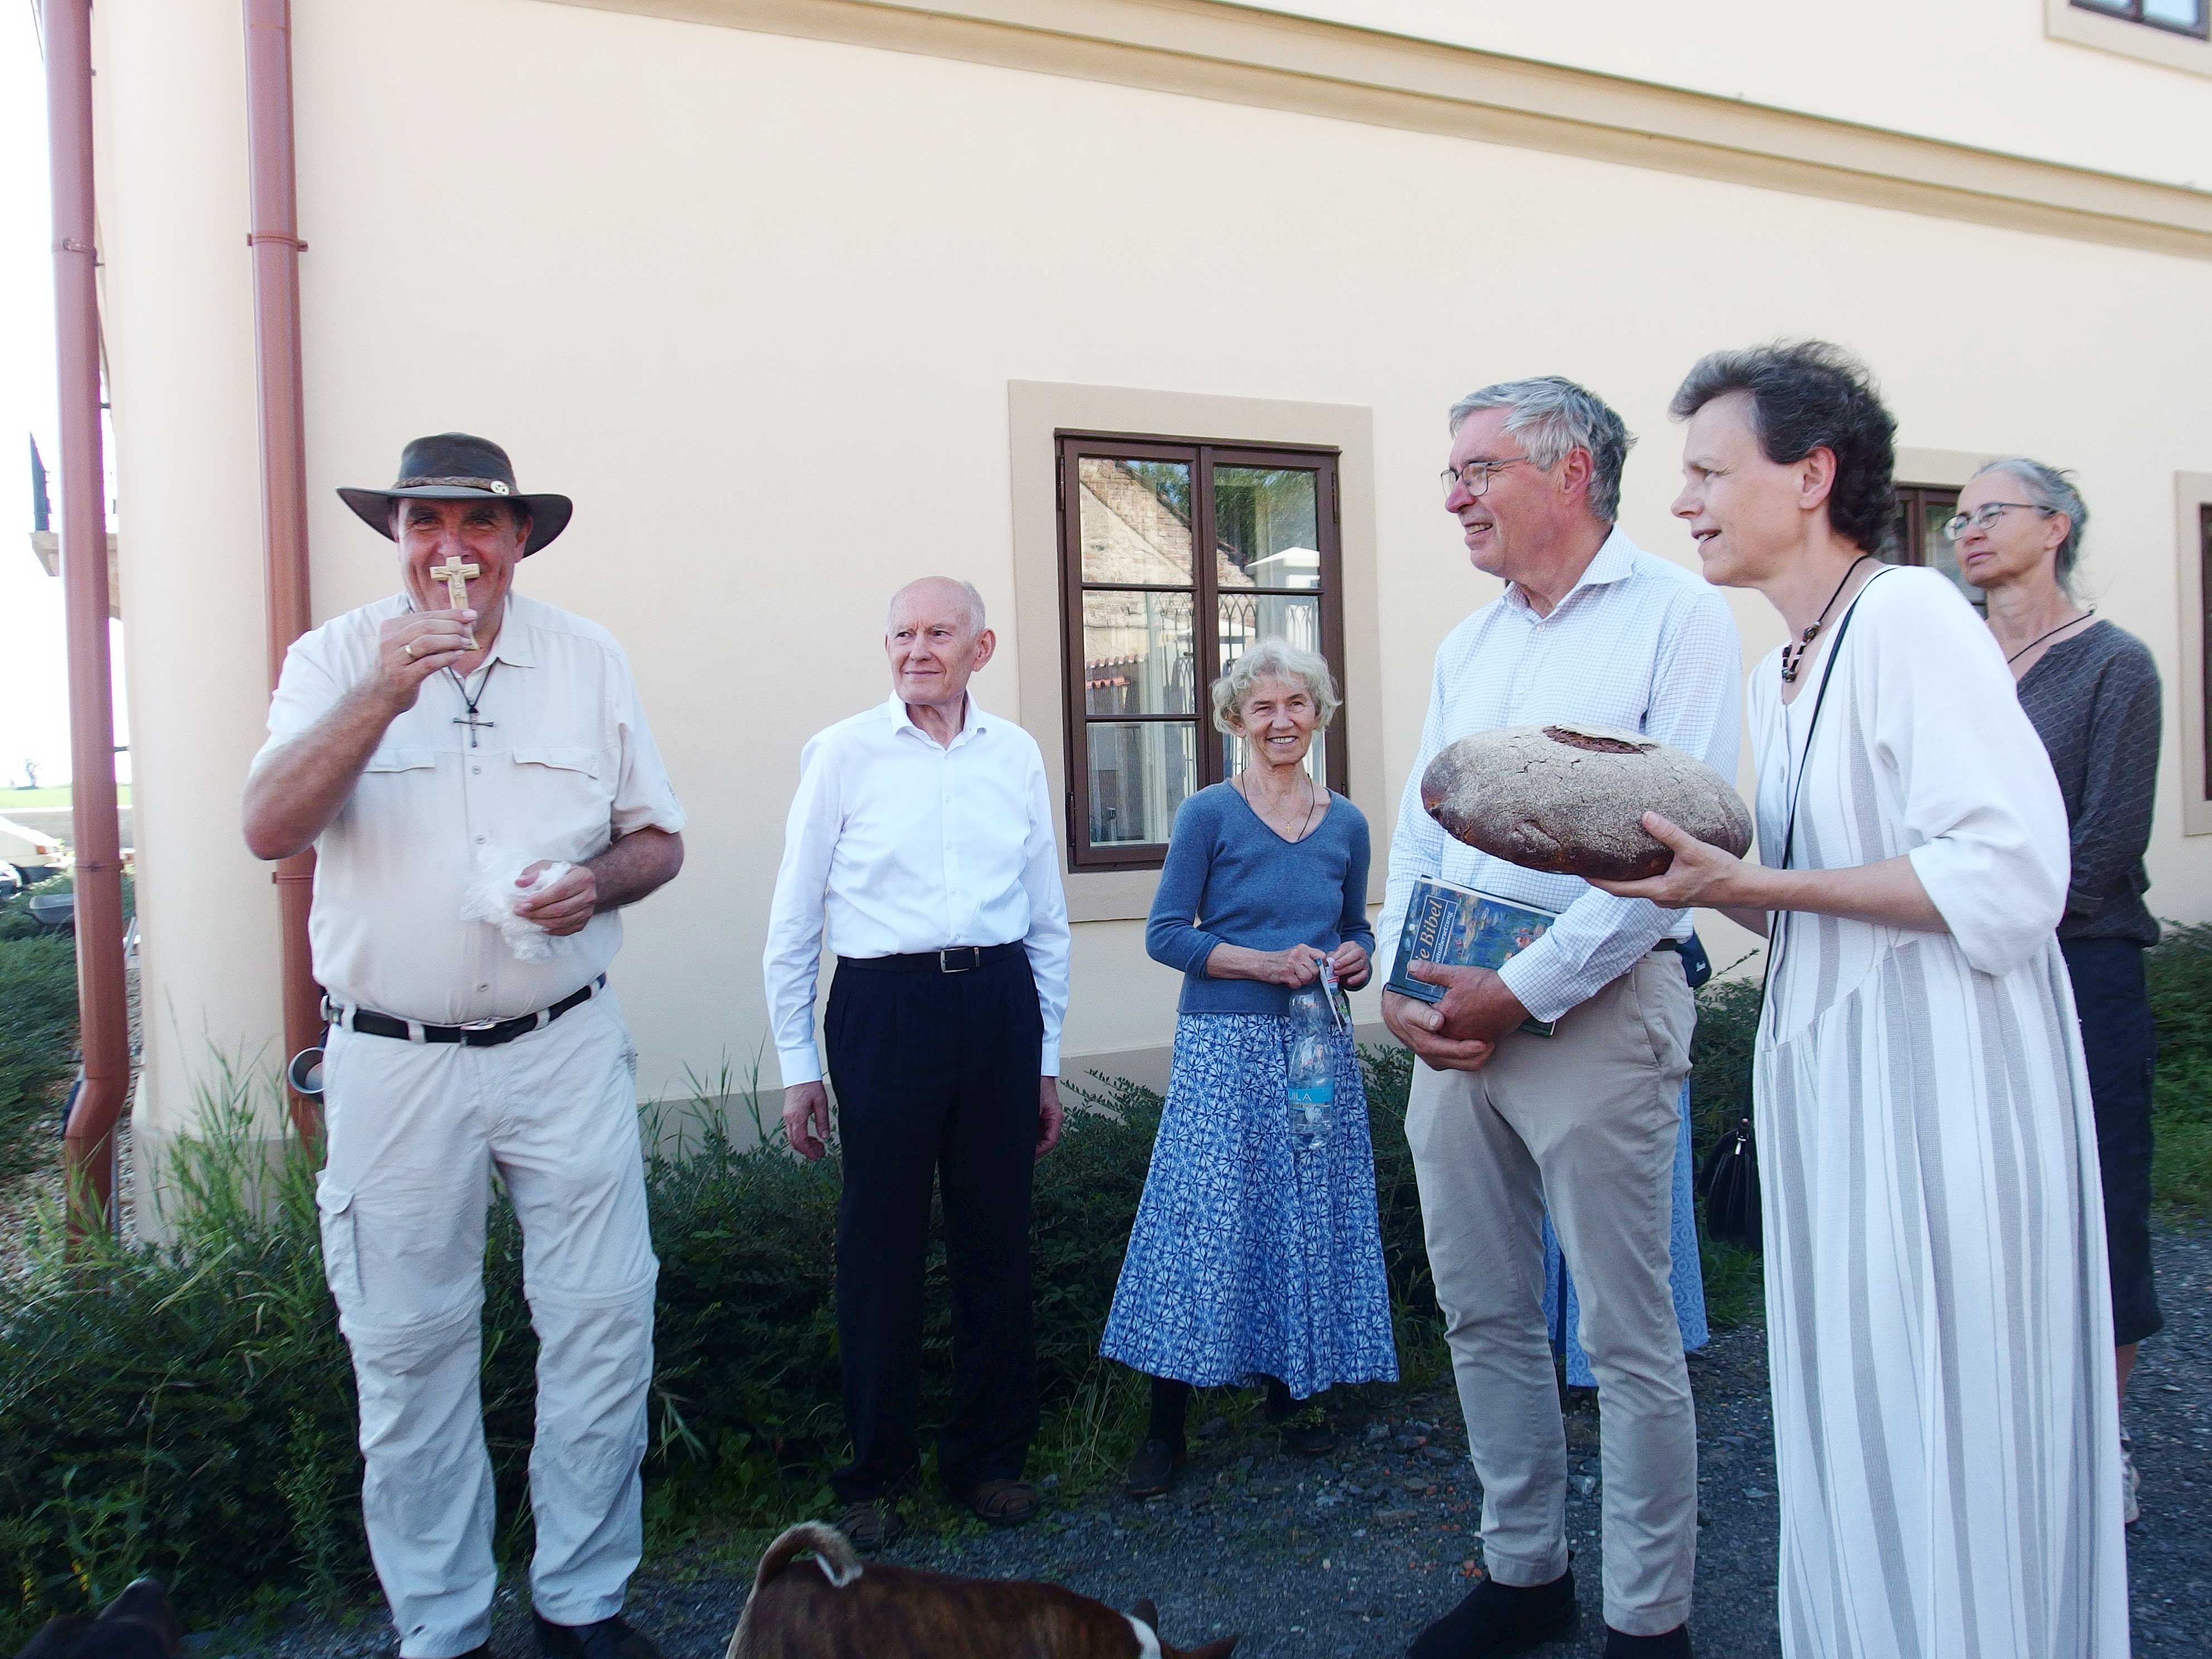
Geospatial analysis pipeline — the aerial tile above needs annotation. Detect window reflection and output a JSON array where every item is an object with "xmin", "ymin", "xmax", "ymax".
[
  {"xmin": 1079, "ymin": 458, "xmax": 1193, "ymax": 585},
  {"xmin": 1215, "ymin": 468, "xmax": 1322, "ymax": 590},
  {"xmin": 1087, "ymin": 721, "xmax": 1196, "ymax": 846}
]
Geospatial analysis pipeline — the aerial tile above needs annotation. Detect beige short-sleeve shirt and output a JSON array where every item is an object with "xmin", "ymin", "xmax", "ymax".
[{"xmin": 254, "ymin": 591, "xmax": 686, "ymax": 1024}]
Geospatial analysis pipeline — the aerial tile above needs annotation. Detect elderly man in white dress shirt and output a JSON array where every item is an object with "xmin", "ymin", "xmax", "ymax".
[
  {"xmin": 763, "ymin": 576, "xmax": 1070, "ymax": 1550},
  {"xmin": 242, "ymin": 434, "xmax": 684, "ymax": 1659},
  {"xmin": 1380, "ymin": 381, "xmax": 1742, "ymax": 1659}
]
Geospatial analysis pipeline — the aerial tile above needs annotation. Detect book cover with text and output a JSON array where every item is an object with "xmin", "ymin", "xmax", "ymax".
[{"xmin": 1387, "ymin": 876, "xmax": 1560, "ymax": 1038}]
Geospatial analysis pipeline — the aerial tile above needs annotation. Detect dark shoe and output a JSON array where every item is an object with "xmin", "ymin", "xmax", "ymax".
[
  {"xmin": 1604, "ymin": 1625, "xmax": 1691, "ymax": 1658},
  {"xmin": 836, "ymin": 1497, "xmax": 906, "ymax": 1553},
  {"xmin": 1125, "ymin": 1436, "xmax": 1186, "ymax": 1497},
  {"xmin": 958, "ymin": 1477, "xmax": 1041, "ymax": 1527},
  {"xmin": 532, "ymin": 1610, "xmax": 662, "ymax": 1658},
  {"xmin": 1405, "ymin": 1568, "xmax": 1576, "ymax": 1659},
  {"xmin": 1277, "ymin": 1406, "xmax": 1340, "ymax": 1457}
]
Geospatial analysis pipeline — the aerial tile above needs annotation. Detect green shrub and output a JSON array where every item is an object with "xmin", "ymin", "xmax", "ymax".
[
  {"xmin": 2148, "ymin": 923, "xmax": 2212, "ymax": 1214},
  {"xmin": 0, "ymin": 1075, "xmax": 361, "ymax": 1643},
  {"xmin": 0, "ymin": 934, "xmax": 77, "ymax": 1181},
  {"xmin": 0, "ymin": 870, "xmax": 139, "ymax": 1178}
]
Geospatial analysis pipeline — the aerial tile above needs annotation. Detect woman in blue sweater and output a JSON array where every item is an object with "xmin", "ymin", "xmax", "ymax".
[{"xmin": 1103, "ymin": 639, "xmax": 1398, "ymax": 1497}]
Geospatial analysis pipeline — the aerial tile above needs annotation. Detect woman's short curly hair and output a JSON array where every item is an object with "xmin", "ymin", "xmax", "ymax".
[
  {"xmin": 1669, "ymin": 340, "xmax": 1898, "ymax": 555},
  {"xmin": 1210, "ymin": 638, "xmax": 1340, "ymax": 736}
]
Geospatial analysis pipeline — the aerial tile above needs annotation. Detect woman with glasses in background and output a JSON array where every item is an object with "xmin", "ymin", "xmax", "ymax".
[{"xmin": 1952, "ymin": 460, "xmax": 2164, "ymax": 1527}]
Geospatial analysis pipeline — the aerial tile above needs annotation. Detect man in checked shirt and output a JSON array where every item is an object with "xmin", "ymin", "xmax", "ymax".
[{"xmin": 1384, "ymin": 380, "xmax": 1742, "ymax": 1659}]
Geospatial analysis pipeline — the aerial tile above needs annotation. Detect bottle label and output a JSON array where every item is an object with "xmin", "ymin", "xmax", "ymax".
[{"xmin": 1287, "ymin": 1083, "xmax": 1333, "ymax": 1108}]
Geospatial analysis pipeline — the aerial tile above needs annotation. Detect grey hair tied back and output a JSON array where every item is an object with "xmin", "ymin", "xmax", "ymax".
[{"xmin": 1972, "ymin": 457, "xmax": 2090, "ymax": 594}]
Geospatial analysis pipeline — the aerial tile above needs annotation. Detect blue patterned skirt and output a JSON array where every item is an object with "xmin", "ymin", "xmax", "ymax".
[{"xmin": 1100, "ymin": 1013, "xmax": 1399, "ymax": 1398}]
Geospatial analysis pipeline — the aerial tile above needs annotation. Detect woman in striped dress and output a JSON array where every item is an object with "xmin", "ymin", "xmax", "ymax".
[{"xmin": 1597, "ymin": 342, "xmax": 2127, "ymax": 1657}]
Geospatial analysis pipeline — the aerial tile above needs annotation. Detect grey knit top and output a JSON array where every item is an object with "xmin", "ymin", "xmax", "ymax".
[{"xmin": 2014, "ymin": 619, "xmax": 2162, "ymax": 947}]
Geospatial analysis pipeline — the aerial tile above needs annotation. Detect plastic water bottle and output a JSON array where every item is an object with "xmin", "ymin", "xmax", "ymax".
[{"xmin": 1286, "ymin": 985, "xmax": 1336, "ymax": 1153}]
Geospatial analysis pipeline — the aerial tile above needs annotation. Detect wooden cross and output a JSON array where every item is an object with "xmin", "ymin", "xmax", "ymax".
[{"xmin": 429, "ymin": 557, "xmax": 480, "ymax": 647}]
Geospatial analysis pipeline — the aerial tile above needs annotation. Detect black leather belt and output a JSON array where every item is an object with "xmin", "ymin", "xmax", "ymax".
[
  {"xmin": 837, "ymin": 943, "xmax": 1023, "ymax": 974},
  {"xmin": 326, "ymin": 975, "xmax": 606, "ymax": 1046}
]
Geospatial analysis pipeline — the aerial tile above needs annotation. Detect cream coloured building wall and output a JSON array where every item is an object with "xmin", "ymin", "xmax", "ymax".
[
  {"xmin": 97, "ymin": 0, "xmax": 2212, "ymax": 1188},
  {"xmin": 1260, "ymin": 0, "xmax": 2212, "ymax": 187}
]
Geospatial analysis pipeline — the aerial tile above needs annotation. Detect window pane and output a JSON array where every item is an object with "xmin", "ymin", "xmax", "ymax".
[
  {"xmin": 1082, "ymin": 591, "xmax": 1194, "ymax": 716},
  {"xmin": 1880, "ymin": 495, "xmax": 1913, "ymax": 565},
  {"xmin": 1216, "ymin": 593, "xmax": 1322, "ymax": 673},
  {"xmin": 2142, "ymin": 0, "xmax": 2204, "ymax": 27},
  {"xmin": 1920, "ymin": 494, "xmax": 1971, "ymax": 596},
  {"xmin": 1086, "ymin": 721, "xmax": 1195, "ymax": 846},
  {"xmin": 1214, "ymin": 467, "xmax": 1322, "ymax": 590},
  {"xmin": 1222, "ymin": 725, "xmax": 1328, "ymax": 793},
  {"xmin": 1078, "ymin": 457, "xmax": 1194, "ymax": 585}
]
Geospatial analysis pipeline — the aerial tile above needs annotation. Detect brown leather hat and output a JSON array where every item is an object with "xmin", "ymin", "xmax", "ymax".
[{"xmin": 337, "ymin": 432, "xmax": 573, "ymax": 556}]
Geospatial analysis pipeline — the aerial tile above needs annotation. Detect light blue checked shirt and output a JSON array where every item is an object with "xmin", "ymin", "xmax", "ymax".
[{"xmin": 1378, "ymin": 527, "xmax": 1743, "ymax": 1025}]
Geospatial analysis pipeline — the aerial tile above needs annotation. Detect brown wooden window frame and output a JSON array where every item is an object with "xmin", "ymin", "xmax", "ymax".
[
  {"xmin": 2071, "ymin": 0, "xmax": 2210, "ymax": 37},
  {"xmin": 1888, "ymin": 482, "xmax": 1963, "ymax": 570},
  {"xmin": 2201, "ymin": 503, "xmax": 2211, "ymax": 806},
  {"xmin": 1055, "ymin": 431, "xmax": 1347, "ymax": 874}
]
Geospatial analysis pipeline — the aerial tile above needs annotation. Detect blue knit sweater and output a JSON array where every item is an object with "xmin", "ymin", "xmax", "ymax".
[{"xmin": 1145, "ymin": 782, "xmax": 1375, "ymax": 1016}]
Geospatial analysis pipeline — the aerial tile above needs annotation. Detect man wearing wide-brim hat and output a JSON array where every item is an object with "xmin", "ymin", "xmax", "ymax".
[{"xmin": 244, "ymin": 433, "xmax": 685, "ymax": 1659}]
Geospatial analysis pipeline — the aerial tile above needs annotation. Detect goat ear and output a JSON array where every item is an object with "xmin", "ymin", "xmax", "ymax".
[{"xmin": 1130, "ymin": 1598, "xmax": 1160, "ymax": 1631}]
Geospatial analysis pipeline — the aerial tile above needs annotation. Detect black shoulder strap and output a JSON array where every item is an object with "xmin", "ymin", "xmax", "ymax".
[{"xmin": 1765, "ymin": 566, "xmax": 1889, "ymax": 988}]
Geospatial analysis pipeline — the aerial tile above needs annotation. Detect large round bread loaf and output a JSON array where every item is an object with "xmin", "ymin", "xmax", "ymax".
[{"xmin": 1420, "ymin": 722, "xmax": 1753, "ymax": 882}]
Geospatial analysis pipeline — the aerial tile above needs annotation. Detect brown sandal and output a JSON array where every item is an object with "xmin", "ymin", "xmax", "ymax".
[
  {"xmin": 836, "ymin": 1498, "xmax": 905, "ymax": 1553},
  {"xmin": 958, "ymin": 1478, "xmax": 1040, "ymax": 1527}
]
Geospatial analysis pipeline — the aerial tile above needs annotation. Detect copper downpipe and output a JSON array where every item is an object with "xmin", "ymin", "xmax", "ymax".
[
  {"xmin": 244, "ymin": 0, "xmax": 322, "ymax": 1142},
  {"xmin": 43, "ymin": 0, "xmax": 132, "ymax": 1240}
]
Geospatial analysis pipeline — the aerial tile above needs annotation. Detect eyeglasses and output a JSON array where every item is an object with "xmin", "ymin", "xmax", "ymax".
[
  {"xmin": 1943, "ymin": 502, "xmax": 2056, "ymax": 542},
  {"xmin": 1438, "ymin": 457, "xmax": 1529, "ymax": 499}
]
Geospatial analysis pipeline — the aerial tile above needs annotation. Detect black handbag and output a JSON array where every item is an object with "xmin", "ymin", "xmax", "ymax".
[
  {"xmin": 1697, "ymin": 1113, "xmax": 1760, "ymax": 1249},
  {"xmin": 1695, "ymin": 573, "xmax": 1883, "ymax": 1253}
]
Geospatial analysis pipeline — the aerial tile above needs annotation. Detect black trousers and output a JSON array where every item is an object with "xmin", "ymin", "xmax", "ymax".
[
  {"xmin": 2062, "ymin": 937, "xmax": 2164, "ymax": 1348},
  {"xmin": 824, "ymin": 950, "xmax": 1042, "ymax": 1501}
]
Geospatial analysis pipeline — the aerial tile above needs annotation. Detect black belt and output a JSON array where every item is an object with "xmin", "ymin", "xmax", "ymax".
[
  {"xmin": 837, "ymin": 943, "xmax": 1023, "ymax": 975},
  {"xmin": 326, "ymin": 975, "xmax": 607, "ymax": 1046}
]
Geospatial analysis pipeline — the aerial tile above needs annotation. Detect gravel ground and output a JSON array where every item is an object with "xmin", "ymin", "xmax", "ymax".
[{"xmin": 188, "ymin": 1224, "xmax": 2211, "ymax": 1658}]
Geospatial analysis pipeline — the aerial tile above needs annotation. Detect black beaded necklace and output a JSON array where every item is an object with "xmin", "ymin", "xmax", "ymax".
[{"xmin": 1780, "ymin": 554, "xmax": 1876, "ymax": 684}]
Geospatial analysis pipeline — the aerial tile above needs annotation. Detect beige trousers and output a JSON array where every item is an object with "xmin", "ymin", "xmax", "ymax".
[
  {"xmin": 1404, "ymin": 952, "xmax": 1697, "ymax": 1637},
  {"xmin": 318, "ymin": 989, "xmax": 658, "ymax": 1659}
]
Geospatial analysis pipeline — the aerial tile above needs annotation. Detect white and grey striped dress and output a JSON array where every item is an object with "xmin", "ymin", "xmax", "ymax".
[{"xmin": 1748, "ymin": 566, "xmax": 2129, "ymax": 1658}]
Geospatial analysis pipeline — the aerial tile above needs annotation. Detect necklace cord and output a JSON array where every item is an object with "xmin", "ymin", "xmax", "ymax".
[
  {"xmin": 2006, "ymin": 610, "xmax": 2095, "ymax": 666},
  {"xmin": 1781, "ymin": 553, "xmax": 1876, "ymax": 683},
  {"xmin": 1235, "ymin": 768, "xmax": 1323, "ymax": 841}
]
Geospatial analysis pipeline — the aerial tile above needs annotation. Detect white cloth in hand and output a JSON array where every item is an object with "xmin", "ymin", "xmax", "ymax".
[{"xmin": 458, "ymin": 844, "xmax": 574, "ymax": 962}]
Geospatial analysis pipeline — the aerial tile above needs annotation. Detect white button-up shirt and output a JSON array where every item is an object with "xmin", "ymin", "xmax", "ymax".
[
  {"xmin": 1377, "ymin": 528, "xmax": 1743, "ymax": 1025},
  {"xmin": 763, "ymin": 692, "xmax": 1072, "ymax": 1087},
  {"xmin": 255, "ymin": 591, "xmax": 686, "ymax": 1024}
]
